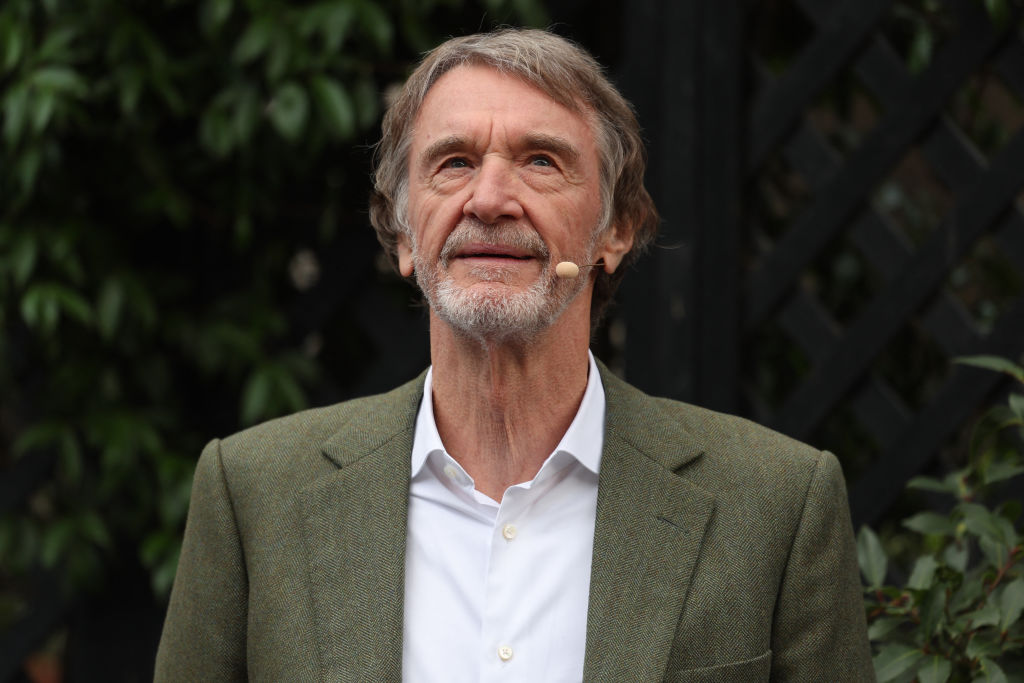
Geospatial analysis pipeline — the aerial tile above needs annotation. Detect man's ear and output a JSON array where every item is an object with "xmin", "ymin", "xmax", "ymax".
[
  {"xmin": 596, "ymin": 224, "xmax": 634, "ymax": 274},
  {"xmin": 397, "ymin": 233, "xmax": 414, "ymax": 277}
]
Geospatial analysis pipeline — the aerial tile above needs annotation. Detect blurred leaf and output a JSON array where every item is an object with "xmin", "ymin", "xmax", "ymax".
[
  {"xmin": 976, "ymin": 657, "xmax": 1008, "ymax": 683},
  {"xmin": 868, "ymin": 616, "xmax": 902, "ymax": 641},
  {"xmin": 358, "ymin": 0, "xmax": 394, "ymax": 53},
  {"xmin": 511, "ymin": 0, "xmax": 550, "ymax": 26},
  {"xmin": 919, "ymin": 586, "xmax": 945, "ymax": 638},
  {"xmin": 36, "ymin": 26, "xmax": 77, "ymax": 61},
  {"xmin": 1009, "ymin": 393, "xmax": 1024, "ymax": 421},
  {"xmin": 40, "ymin": 519, "xmax": 73, "ymax": 569},
  {"xmin": 908, "ymin": 475, "xmax": 957, "ymax": 494},
  {"xmin": 859, "ymin": 526, "xmax": 888, "ymax": 588},
  {"xmin": 966, "ymin": 603, "xmax": 1001, "ymax": 629},
  {"xmin": 3, "ymin": 83, "xmax": 29, "ymax": 144},
  {"xmin": 956, "ymin": 355, "xmax": 1024, "ymax": 383},
  {"xmin": 13, "ymin": 420, "xmax": 66, "ymax": 458},
  {"xmin": 907, "ymin": 24, "xmax": 933, "ymax": 75},
  {"xmin": 962, "ymin": 503, "xmax": 1017, "ymax": 548},
  {"xmin": 97, "ymin": 277, "xmax": 125, "ymax": 339},
  {"xmin": 874, "ymin": 644, "xmax": 923, "ymax": 682},
  {"xmin": 241, "ymin": 365, "xmax": 272, "ymax": 425},
  {"xmin": 29, "ymin": 67, "xmax": 88, "ymax": 97},
  {"xmin": 267, "ymin": 82, "xmax": 308, "ymax": 141},
  {"xmin": 311, "ymin": 75, "xmax": 355, "ymax": 139},
  {"xmin": 943, "ymin": 541, "xmax": 969, "ymax": 572},
  {"xmin": 997, "ymin": 578, "xmax": 1024, "ymax": 632},
  {"xmin": 233, "ymin": 18, "xmax": 274, "ymax": 64},
  {"xmin": 984, "ymin": 0, "xmax": 1011, "ymax": 29},
  {"xmin": 983, "ymin": 459, "xmax": 1024, "ymax": 485},
  {"xmin": 904, "ymin": 512, "xmax": 955, "ymax": 536},
  {"xmin": 8, "ymin": 234, "xmax": 38, "ymax": 286},
  {"xmin": 979, "ymin": 535, "xmax": 1009, "ymax": 570},
  {"xmin": 80, "ymin": 513, "xmax": 112, "ymax": 549},
  {"xmin": 0, "ymin": 19, "xmax": 24, "ymax": 73},
  {"xmin": 352, "ymin": 77, "xmax": 378, "ymax": 129},
  {"xmin": 916, "ymin": 655, "xmax": 950, "ymax": 683},
  {"xmin": 200, "ymin": 0, "xmax": 232, "ymax": 36},
  {"xmin": 908, "ymin": 555, "xmax": 939, "ymax": 590},
  {"xmin": 316, "ymin": 1, "xmax": 356, "ymax": 52}
]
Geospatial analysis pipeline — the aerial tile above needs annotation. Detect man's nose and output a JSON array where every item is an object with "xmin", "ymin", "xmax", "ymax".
[{"xmin": 462, "ymin": 158, "xmax": 524, "ymax": 224}]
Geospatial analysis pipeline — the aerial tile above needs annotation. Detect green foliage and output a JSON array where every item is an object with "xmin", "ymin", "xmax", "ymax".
[
  {"xmin": 860, "ymin": 356, "xmax": 1024, "ymax": 682},
  {"xmin": 0, "ymin": 0, "xmax": 546, "ymax": 618}
]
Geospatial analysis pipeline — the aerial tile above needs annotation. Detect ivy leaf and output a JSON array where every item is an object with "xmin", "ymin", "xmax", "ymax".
[
  {"xmin": 874, "ymin": 644, "xmax": 923, "ymax": 682},
  {"xmin": 858, "ymin": 526, "xmax": 888, "ymax": 588},
  {"xmin": 904, "ymin": 512, "xmax": 955, "ymax": 536},
  {"xmin": 267, "ymin": 82, "xmax": 309, "ymax": 141},
  {"xmin": 916, "ymin": 655, "xmax": 951, "ymax": 683}
]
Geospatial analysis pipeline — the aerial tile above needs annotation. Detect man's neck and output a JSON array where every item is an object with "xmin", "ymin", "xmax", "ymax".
[{"xmin": 428, "ymin": 308, "xmax": 592, "ymax": 501}]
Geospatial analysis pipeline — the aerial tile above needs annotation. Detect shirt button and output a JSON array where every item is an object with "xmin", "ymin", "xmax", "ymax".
[
  {"xmin": 443, "ymin": 464, "xmax": 459, "ymax": 480},
  {"xmin": 502, "ymin": 524, "xmax": 517, "ymax": 541},
  {"xmin": 497, "ymin": 645, "xmax": 514, "ymax": 661}
]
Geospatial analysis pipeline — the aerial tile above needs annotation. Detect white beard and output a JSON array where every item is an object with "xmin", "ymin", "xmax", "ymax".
[{"xmin": 412, "ymin": 219, "xmax": 592, "ymax": 344}]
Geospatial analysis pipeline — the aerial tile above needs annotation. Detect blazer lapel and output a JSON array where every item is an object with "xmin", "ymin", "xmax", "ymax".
[
  {"xmin": 584, "ymin": 367, "xmax": 715, "ymax": 681},
  {"xmin": 301, "ymin": 376, "xmax": 425, "ymax": 682}
]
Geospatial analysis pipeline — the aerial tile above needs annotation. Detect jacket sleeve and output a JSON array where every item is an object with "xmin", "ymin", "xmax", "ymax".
[
  {"xmin": 770, "ymin": 451, "xmax": 876, "ymax": 682},
  {"xmin": 154, "ymin": 438, "xmax": 248, "ymax": 681}
]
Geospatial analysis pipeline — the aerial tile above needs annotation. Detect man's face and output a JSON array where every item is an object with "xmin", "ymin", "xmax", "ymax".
[{"xmin": 399, "ymin": 65, "xmax": 622, "ymax": 342}]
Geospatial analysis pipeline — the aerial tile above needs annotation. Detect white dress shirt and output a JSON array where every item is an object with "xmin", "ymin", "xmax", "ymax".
[{"xmin": 402, "ymin": 352, "xmax": 605, "ymax": 683}]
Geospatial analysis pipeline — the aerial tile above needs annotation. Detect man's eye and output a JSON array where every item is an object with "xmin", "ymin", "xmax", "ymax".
[
  {"xmin": 443, "ymin": 157, "xmax": 469, "ymax": 169},
  {"xmin": 530, "ymin": 156, "xmax": 554, "ymax": 167}
]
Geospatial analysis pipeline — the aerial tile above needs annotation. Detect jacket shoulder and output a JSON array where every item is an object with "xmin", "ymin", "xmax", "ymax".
[{"xmin": 213, "ymin": 371, "xmax": 426, "ymax": 484}]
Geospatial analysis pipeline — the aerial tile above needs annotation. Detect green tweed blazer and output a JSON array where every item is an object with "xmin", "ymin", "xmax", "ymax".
[{"xmin": 155, "ymin": 363, "xmax": 875, "ymax": 682}]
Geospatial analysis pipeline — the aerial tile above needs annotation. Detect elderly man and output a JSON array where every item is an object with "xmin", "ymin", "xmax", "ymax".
[{"xmin": 156, "ymin": 28, "xmax": 873, "ymax": 682}]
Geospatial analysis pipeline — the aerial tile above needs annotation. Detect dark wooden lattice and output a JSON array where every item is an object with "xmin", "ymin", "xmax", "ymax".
[{"xmin": 617, "ymin": 0, "xmax": 1024, "ymax": 525}]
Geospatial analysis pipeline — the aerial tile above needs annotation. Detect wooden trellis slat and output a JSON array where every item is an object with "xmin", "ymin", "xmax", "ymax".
[
  {"xmin": 777, "ymin": 291, "xmax": 913, "ymax": 450},
  {"xmin": 748, "ymin": 0, "xmax": 893, "ymax": 171},
  {"xmin": 773, "ymin": 126, "xmax": 1024, "ymax": 440},
  {"xmin": 744, "ymin": 1, "xmax": 1002, "ymax": 330}
]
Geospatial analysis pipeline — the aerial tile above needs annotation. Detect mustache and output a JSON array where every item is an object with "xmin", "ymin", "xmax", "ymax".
[{"xmin": 439, "ymin": 220, "xmax": 550, "ymax": 266}]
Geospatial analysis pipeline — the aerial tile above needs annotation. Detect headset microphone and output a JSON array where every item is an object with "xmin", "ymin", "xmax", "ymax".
[{"xmin": 555, "ymin": 260, "xmax": 604, "ymax": 279}]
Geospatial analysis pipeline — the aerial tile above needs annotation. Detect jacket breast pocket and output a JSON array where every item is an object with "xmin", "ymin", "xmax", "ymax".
[{"xmin": 663, "ymin": 650, "xmax": 771, "ymax": 682}]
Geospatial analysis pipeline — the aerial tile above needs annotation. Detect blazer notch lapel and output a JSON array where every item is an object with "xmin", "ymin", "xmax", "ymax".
[
  {"xmin": 584, "ymin": 436, "xmax": 715, "ymax": 681},
  {"xmin": 302, "ymin": 428, "xmax": 413, "ymax": 682}
]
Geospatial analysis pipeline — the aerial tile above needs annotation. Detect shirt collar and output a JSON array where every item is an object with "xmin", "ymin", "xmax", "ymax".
[{"xmin": 410, "ymin": 351, "xmax": 605, "ymax": 478}]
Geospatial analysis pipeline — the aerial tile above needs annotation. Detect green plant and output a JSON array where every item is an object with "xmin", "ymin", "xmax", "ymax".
[
  {"xmin": 859, "ymin": 356, "xmax": 1024, "ymax": 682},
  {"xmin": 0, "ymin": 0, "xmax": 546, "ymax": 627}
]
